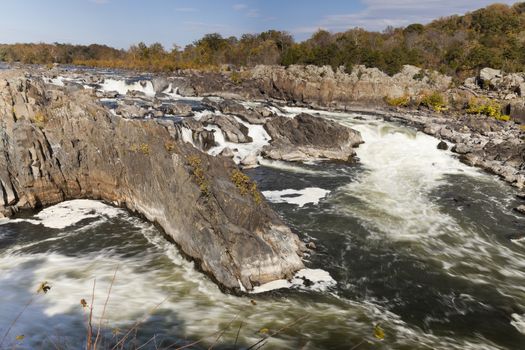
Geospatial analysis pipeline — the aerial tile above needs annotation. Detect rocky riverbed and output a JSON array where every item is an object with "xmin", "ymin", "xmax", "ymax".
[
  {"xmin": 0, "ymin": 67, "xmax": 369, "ymax": 292},
  {"xmin": 1, "ymin": 64, "xmax": 525, "ymax": 349}
]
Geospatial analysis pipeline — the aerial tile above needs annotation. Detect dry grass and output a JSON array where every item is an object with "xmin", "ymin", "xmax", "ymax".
[
  {"xmin": 187, "ymin": 155, "xmax": 210, "ymax": 197},
  {"xmin": 231, "ymin": 169, "xmax": 261, "ymax": 205}
]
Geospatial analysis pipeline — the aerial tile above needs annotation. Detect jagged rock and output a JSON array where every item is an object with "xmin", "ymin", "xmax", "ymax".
[
  {"xmin": 126, "ymin": 90, "xmax": 147, "ymax": 98},
  {"xmin": 514, "ymin": 205, "xmax": 525, "ymax": 215},
  {"xmin": 464, "ymin": 116, "xmax": 501, "ymax": 134},
  {"xmin": 152, "ymin": 76, "xmax": 170, "ymax": 94},
  {"xmin": 251, "ymin": 64, "xmax": 451, "ymax": 107},
  {"xmin": 207, "ymin": 114, "xmax": 252, "ymax": 143},
  {"xmin": 452, "ymin": 143, "xmax": 472, "ymax": 154},
  {"xmin": 220, "ymin": 147, "xmax": 235, "ymax": 158},
  {"xmin": 508, "ymin": 99, "xmax": 525, "ymax": 124},
  {"xmin": 179, "ymin": 119, "xmax": 216, "ymax": 151},
  {"xmin": 115, "ymin": 103, "xmax": 148, "ymax": 118},
  {"xmin": 479, "ymin": 68, "xmax": 503, "ymax": 87},
  {"xmin": 202, "ymin": 98, "xmax": 267, "ymax": 125},
  {"xmin": 163, "ymin": 102, "xmax": 193, "ymax": 117},
  {"xmin": 437, "ymin": 141, "xmax": 449, "ymax": 150},
  {"xmin": 241, "ymin": 153, "xmax": 259, "ymax": 168},
  {"xmin": 0, "ymin": 70, "xmax": 306, "ymax": 292},
  {"xmin": 262, "ymin": 113, "xmax": 363, "ymax": 162}
]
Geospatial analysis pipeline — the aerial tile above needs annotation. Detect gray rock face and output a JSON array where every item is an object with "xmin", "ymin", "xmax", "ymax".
[
  {"xmin": 262, "ymin": 113, "xmax": 363, "ymax": 162},
  {"xmin": 152, "ymin": 76, "xmax": 170, "ymax": 94},
  {"xmin": 0, "ymin": 70, "xmax": 305, "ymax": 292},
  {"xmin": 163, "ymin": 101, "xmax": 193, "ymax": 117},
  {"xmin": 508, "ymin": 100, "xmax": 525, "ymax": 124},
  {"xmin": 202, "ymin": 98, "xmax": 268, "ymax": 125},
  {"xmin": 207, "ymin": 114, "xmax": 253, "ymax": 143},
  {"xmin": 251, "ymin": 64, "xmax": 452, "ymax": 107},
  {"xmin": 479, "ymin": 68, "xmax": 503, "ymax": 86}
]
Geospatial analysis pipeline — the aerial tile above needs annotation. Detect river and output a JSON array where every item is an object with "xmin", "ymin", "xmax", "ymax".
[{"xmin": 1, "ymin": 75, "xmax": 525, "ymax": 349}]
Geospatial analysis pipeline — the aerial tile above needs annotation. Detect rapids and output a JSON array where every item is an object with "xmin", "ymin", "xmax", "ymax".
[{"xmin": 1, "ymin": 76, "xmax": 525, "ymax": 349}]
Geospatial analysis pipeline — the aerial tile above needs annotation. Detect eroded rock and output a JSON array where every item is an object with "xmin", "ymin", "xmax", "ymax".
[
  {"xmin": 262, "ymin": 113, "xmax": 363, "ymax": 162},
  {"xmin": 0, "ymin": 70, "xmax": 306, "ymax": 292}
]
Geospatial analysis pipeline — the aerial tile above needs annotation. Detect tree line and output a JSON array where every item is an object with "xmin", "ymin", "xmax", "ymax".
[{"xmin": 1, "ymin": 2, "xmax": 524, "ymax": 78}]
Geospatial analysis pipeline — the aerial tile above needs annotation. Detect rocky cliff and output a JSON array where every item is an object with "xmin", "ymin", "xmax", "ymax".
[
  {"xmin": 0, "ymin": 69, "xmax": 307, "ymax": 292},
  {"xmin": 250, "ymin": 64, "xmax": 452, "ymax": 108}
]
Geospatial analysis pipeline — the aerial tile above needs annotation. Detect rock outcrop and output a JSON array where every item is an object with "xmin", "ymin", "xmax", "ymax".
[
  {"xmin": 0, "ymin": 70, "xmax": 306, "ymax": 292},
  {"xmin": 250, "ymin": 64, "xmax": 452, "ymax": 108},
  {"xmin": 379, "ymin": 110, "xmax": 525, "ymax": 189},
  {"xmin": 262, "ymin": 113, "xmax": 363, "ymax": 162},
  {"xmin": 463, "ymin": 68, "xmax": 525, "ymax": 124}
]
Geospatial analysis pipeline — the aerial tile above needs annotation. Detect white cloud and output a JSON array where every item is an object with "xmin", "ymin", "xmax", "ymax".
[
  {"xmin": 233, "ymin": 3, "xmax": 260, "ymax": 18},
  {"xmin": 293, "ymin": 0, "xmax": 519, "ymax": 35}
]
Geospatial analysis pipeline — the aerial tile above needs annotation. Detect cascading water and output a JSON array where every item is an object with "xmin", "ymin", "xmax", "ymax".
[{"xmin": 1, "ymin": 76, "xmax": 525, "ymax": 350}]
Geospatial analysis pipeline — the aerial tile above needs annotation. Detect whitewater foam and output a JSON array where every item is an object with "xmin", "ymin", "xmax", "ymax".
[
  {"xmin": 100, "ymin": 78, "xmax": 155, "ymax": 97},
  {"xmin": 251, "ymin": 268, "xmax": 337, "ymax": 294},
  {"xmin": 0, "ymin": 200, "xmax": 123, "ymax": 229},
  {"xmin": 262, "ymin": 188, "xmax": 330, "ymax": 207}
]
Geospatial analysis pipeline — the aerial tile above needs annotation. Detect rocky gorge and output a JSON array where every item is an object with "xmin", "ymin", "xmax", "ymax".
[
  {"xmin": 1, "ymin": 63, "xmax": 525, "ymax": 349},
  {"xmin": 0, "ymin": 67, "xmax": 367, "ymax": 292}
]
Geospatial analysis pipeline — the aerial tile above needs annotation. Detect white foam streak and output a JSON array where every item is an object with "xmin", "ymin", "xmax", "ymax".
[
  {"xmin": 252, "ymin": 268, "xmax": 336, "ymax": 294},
  {"xmin": 511, "ymin": 313, "xmax": 525, "ymax": 334},
  {"xmin": 263, "ymin": 188, "xmax": 330, "ymax": 207},
  {"xmin": 205, "ymin": 117, "xmax": 271, "ymax": 165},
  {"xmin": 100, "ymin": 79, "xmax": 155, "ymax": 97}
]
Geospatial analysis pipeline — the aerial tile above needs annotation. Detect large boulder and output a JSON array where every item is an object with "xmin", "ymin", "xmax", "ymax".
[
  {"xmin": 479, "ymin": 68, "xmax": 503, "ymax": 88},
  {"xmin": 262, "ymin": 113, "xmax": 363, "ymax": 162},
  {"xmin": 508, "ymin": 99, "xmax": 525, "ymax": 124},
  {"xmin": 152, "ymin": 76, "xmax": 170, "ymax": 94},
  {"xmin": 202, "ymin": 98, "xmax": 267, "ymax": 125},
  {"xmin": 0, "ymin": 71, "xmax": 306, "ymax": 292}
]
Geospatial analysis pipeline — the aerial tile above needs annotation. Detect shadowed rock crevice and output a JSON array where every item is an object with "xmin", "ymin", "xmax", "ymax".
[{"xmin": 0, "ymin": 70, "xmax": 306, "ymax": 292}]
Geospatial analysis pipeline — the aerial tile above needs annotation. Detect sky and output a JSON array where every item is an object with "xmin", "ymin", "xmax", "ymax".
[{"xmin": 0, "ymin": 0, "xmax": 521, "ymax": 49}]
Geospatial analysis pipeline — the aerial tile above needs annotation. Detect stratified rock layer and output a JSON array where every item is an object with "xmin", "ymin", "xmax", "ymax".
[
  {"xmin": 263, "ymin": 113, "xmax": 363, "ymax": 162},
  {"xmin": 0, "ymin": 70, "xmax": 305, "ymax": 291}
]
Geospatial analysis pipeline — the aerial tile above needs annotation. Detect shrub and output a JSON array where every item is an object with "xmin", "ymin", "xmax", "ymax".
[
  {"xmin": 230, "ymin": 71, "xmax": 243, "ymax": 85},
  {"xmin": 33, "ymin": 112, "xmax": 48, "ymax": 128},
  {"xmin": 385, "ymin": 95, "xmax": 410, "ymax": 107},
  {"xmin": 231, "ymin": 169, "xmax": 261, "ymax": 204},
  {"xmin": 188, "ymin": 155, "xmax": 210, "ymax": 197},
  {"xmin": 466, "ymin": 97, "xmax": 510, "ymax": 121},
  {"xmin": 419, "ymin": 92, "xmax": 448, "ymax": 112},
  {"xmin": 129, "ymin": 143, "xmax": 150, "ymax": 155},
  {"xmin": 164, "ymin": 140, "xmax": 176, "ymax": 152}
]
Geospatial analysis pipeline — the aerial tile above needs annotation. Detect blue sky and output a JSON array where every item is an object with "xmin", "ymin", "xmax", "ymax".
[{"xmin": 0, "ymin": 0, "xmax": 520, "ymax": 49}]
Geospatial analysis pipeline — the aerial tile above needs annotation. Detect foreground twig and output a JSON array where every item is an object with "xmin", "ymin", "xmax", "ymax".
[
  {"xmin": 93, "ymin": 265, "xmax": 119, "ymax": 350},
  {"xmin": 86, "ymin": 279, "xmax": 97, "ymax": 350},
  {"xmin": 246, "ymin": 314, "xmax": 309, "ymax": 350},
  {"xmin": 0, "ymin": 298, "xmax": 34, "ymax": 347},
  {"xmin": 110, "ymin": 297, "xmax": 168, "ymax": 350},
  {"xmin": 233, "ymin": 321, "xmax": 243, "ymax": 350}
]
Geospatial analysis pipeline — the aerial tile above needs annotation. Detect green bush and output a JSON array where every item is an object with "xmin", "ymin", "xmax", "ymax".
[
  {"xmin": 419, "ymin": 92, "xmax": 448, "ymax": 112},
  {"xmin": 231, "ymin": 169, "xmax": 261, "ymax": 204},
  {"xmin": 188, "ymin": 155, "xmax": 210, "ymax": 197},
  {"xmin": 466, "ymin": 98, "xmax": 510, "ymax": 121},
  {"xmin": 385, "ymin": 95, "xmax": 410, "ymax": 107}
]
